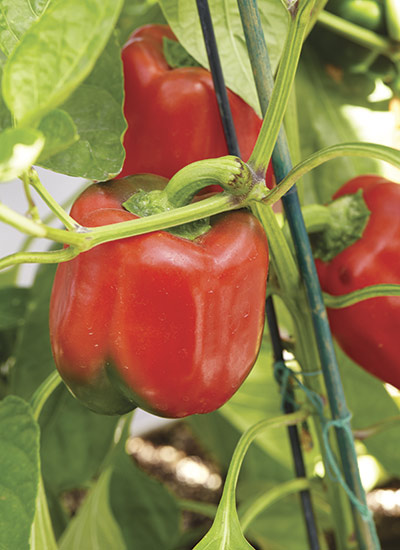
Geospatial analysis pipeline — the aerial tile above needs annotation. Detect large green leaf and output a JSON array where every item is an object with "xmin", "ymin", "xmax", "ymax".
[
  {"xmin": 109, "ymin": 451, "xmax": 181, "ymax": 550},
  {"xmin": 0, "ymin": 0, "xmax": 52, "ymax": 56},
  {"xmin": 2, "ymin": 0, "xmax": 124, "ymax": 125},
  {"xmin": 0, "ymin": 396, "xmax": 40, "ymax": 550},
  {"xmin": 10, "ymin": 263, "xmax": 119, "ymax": 493},
  {"xmin": 37, "ymin": 109, "xmax": 79, "ymax": 162},
  {"xmin": 59, "ymin": 468, "xmax": 126, "ymax": 550},
  {"xmin": 40, "ymin": 33, "xmax": 126, "ymax": 180},
  {"xmin": 159, "ymin": 0, "xmax": 288, "ymax": 115}
]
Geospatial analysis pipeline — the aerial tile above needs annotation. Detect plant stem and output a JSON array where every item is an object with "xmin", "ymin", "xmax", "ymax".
[
  {"xmin": 289, "ymin": 303, "xmax": 356, "ymax": 550},
  {"xmin": 265, "ymin": 142, "xmax": 400, "ymax": 205},
  {"xmin": 240, "ymin": 477, "xmax": 311, "ymax": 532},
  {"xmin": 22, "ymin": 174, "xmax": 41, "ymax": 222},
  {"xmin": 223, "ymin": 409, "xmax": 310, "ymax": 507},
  {"xmin": 317, "ymin": 10, "xmax": 396, "ymax": 57},
  {"xmin": 0, "ymin": 247, "xmax": 80, "ymax": 270},
  {"xmin": 250, "ymin": 201, "xmax": 300, "ymax": 295},
  {"xmin": 88, "ymin": 193, "xmax": 242, "ymax": 246},
  {"xmin": 323, "ymin": 284, "xmax": 400, "ymax": 308},
  {"xmin": 0, "ymin": 201, "xmax": 87, "ymax": 247},
  {"xmin": 247, "ymin": 0, "xmax": 316, "ymax": 177},
  {"xmin": 26, "ymin": 168, "xmax": 81, "ymax": 231},
  {"xmin": 30, "ymin": 370, "xmax": 62, "ymax": 421}
]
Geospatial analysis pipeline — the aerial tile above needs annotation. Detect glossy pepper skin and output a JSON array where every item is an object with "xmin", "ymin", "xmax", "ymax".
[
  {"xmin": 316, "ymin": 175, "xmax": 400, "ymax": 389},
  {"xmin": 118, "ymin": 24, "xmax": 274, "ymax": 188},
  {"xmin": 49, "ymin": 176, "xmax": 269, "ymax": 417}
]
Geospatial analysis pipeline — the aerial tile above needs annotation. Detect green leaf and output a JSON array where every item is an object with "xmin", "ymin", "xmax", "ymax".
[
  {"xmin": 163, "ymin": 37, "xmax": 200, "ymax": 69},
  {"xmin": 10, "ymin": 263, "xmax": 119, "ymax": 493},
  {"xmin": 2, "ymin": 0, "xmax": 124, "ymax": 125},
  {"xmin": 109, "ymin": 451, "xmax": 181, "ymax": 550},
  {"xmin": 336, "ymin": 344, "xmax": 400, "ymax": 476},
  {"xmin": 0, "ymin": 0, "xmax": 52, "ymax": 56},
  {"xmin": 0, "ymin": 396, "xmax": 40, "ymax": 550},
  {"xmin": 296, "ymin": 47, "xmax": 383, "ymax": 204},
  {"xmin": 194, "ymin": 505, "xmax": 254, "ymax": 550},
  {"xmin": 220, "ymin": 338, "xmax": 320, "ymax": 472},
  {"xmin": 0, "ymin": 127, "xmax": 44, "ymax": 182},
  {"xmin": 159, "ymin": 0, "xmax": 288, "ymax": 115},
  {"xmin": 37, "ymin": 109, "xmax": 79, "ymax": 162},
  {"xmin": 30, "ymin": 477, "xmax": 58, "ymax": 550},
  {"xmin": 59, "ymin": 468, "xmax": 126, "ymax": 550},
  {"xmin": 0, "ymin": 286, "xmax": 30, "ymax": 330},
  {"xmin": 239, "ymin": 487, "xmax": 324, "ymax": 550},
  {"xmin": 116, "ymin": 0, "xmax": 166, "ymax": 46},
  {"xmin": 40, "ymin": 33, "xmax": 126, "ymax": 179}
]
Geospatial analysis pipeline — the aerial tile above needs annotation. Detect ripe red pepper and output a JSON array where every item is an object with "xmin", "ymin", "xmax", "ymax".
[
  {"xmin": 118, "ymin": 24, "xmax": 274, "ymax": 188},
  {"xmin": 316, "ymin": 175, "xmax": 400, "ymax": 388},
  {"xmin": 49, "ymin": 176, "xmax": 269, "ymax": 417}
]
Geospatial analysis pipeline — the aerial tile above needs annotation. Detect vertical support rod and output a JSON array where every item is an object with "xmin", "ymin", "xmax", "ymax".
[
  {"xmin": 237, "ymin": 1, "xmax": 380, "ymax": 549},
  {"xmin": 195, "ymin": 1, "xmax": 321, "ymax": 548}
]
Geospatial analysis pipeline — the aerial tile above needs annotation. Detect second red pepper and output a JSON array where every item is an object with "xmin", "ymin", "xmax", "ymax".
[
  {"xmin": 118, "ymin": 24, "xmax": 273, "ymax": 187},
  {"xmin": 316, "ymin": 175, "xmax": 400, "ymax": 389}
]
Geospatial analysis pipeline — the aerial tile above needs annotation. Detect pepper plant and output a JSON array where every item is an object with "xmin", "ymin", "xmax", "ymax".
[{"xmin": 1, "ymin": 0, "xmax": 400, "ymax": 549}]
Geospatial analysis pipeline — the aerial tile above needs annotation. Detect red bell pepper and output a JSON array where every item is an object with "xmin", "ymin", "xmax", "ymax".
[
  {"xmin": 316, "ymin": 175, "xmax": 400, "ymax": 388},
  {"xmin": 118, "ymin": 24, "xmax": 274, "ymax": 188},
  {"xmin": 49, "ymin": 176, "xmax": 269, "ymax": 417}
]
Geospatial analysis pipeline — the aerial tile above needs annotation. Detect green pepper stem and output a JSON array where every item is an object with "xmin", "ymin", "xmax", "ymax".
[
  {"xmin": 30, "ymin": 370, "xmax": 62, "ymax": 421},
  {"xmin": 165, "ymin": 156, "xmax": 257, "ymax": 206}
]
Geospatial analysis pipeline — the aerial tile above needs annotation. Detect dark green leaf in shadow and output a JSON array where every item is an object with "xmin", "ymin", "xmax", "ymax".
[
  {"xmin": 0, "ymin": 396, "xmax": 40, "ymax": 550},
  {"xmin": 109, "ymin": 451, "xmax": 181, "ymax": 550},
  {"xmin": 59, "ymin": 467, "xmax": 126, "ymax": 550},
  {"xmin": 0, "ymin": 286, "xmax": 30, "ymax": 330}
]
